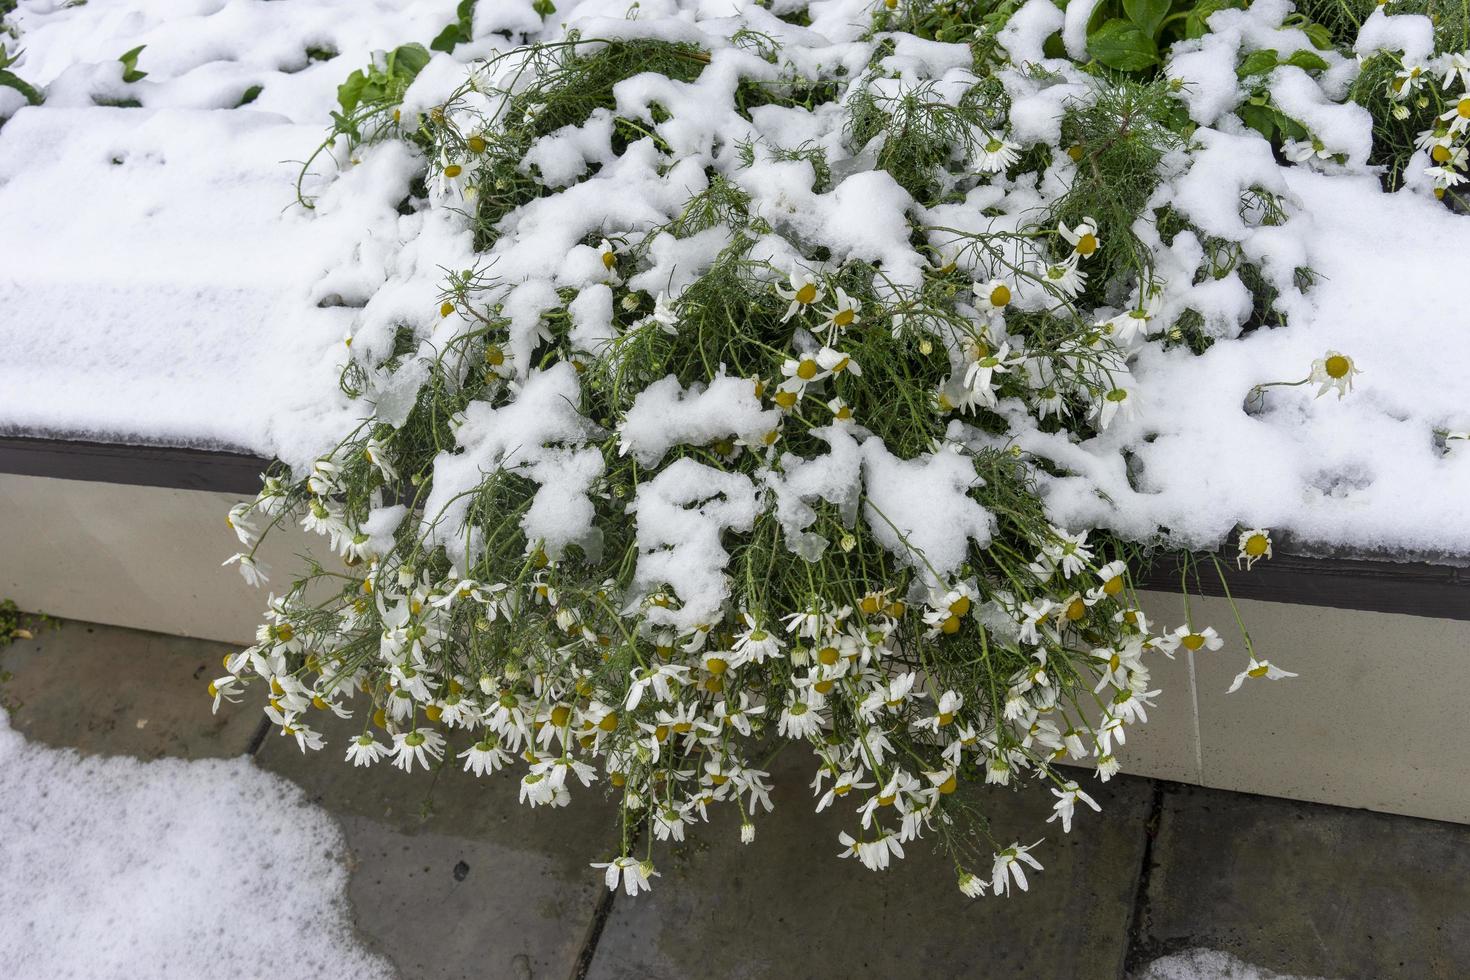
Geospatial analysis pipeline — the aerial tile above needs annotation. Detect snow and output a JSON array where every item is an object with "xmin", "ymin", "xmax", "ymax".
[
  {"xmin": 1138, "ymin": 948, "xmax": 1328, "ymax": 980},
  {"xmin": 0, "ymin": 708, "xmax": 390, "ymax": 980},
  {"xmin": 1028, "ymin": 169, "xmax": 1470, "ymax": 560},
  {"xmin": 2, "ymin": 0, "xmax": 1470, "ymax": 564},
  {"xmin": 619, "ymin": 372, "xmax": 780, "ymax": 466}
]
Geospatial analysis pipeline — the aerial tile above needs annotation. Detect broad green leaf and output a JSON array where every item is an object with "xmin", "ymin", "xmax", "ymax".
[
  {"xmin": 1284, "ymin": 49, "xmax": 1329, "ymax": 72},
  {"xmin": 1236, "ymin": 49, "xmax": 1279, "ymax": 79},
  {"xmin": 1087, "ymin": 19, "xmax": 1159, "ymax": 73},
  {"xmin": 0, "ymin": 68, "xmax": 44, "ymax": 106},
  {"xmin": 1237, "ymin": 101, "xmax": 1276, "ymax": 141},
  {"xmin": 1303, "ymin": 23, "xmax": 1334, "ymax": 50},
  {"xmin": 118, "ymin": 44, "xmax": 147, "ymax": 84},
  {"xmin": 1123, "ymin": 0, "xmax": 1171, "ymax": 40}
]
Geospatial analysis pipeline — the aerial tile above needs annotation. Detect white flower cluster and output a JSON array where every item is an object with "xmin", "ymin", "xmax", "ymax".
[{"xmin": 213, "ymin": 1, "xmax": 1303, "ymax": 897}]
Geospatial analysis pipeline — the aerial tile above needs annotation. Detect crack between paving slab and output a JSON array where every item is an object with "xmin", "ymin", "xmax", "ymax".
[
  {"xmin": 569, "ymin": 884, "xmax": 617, "ymax": 980},
  {"xmin": 1121, "ymin": 781, "xmax": 1167, "ymax": 978},
  {"xmin": 245, "ymin": 715, "xmax": 271, "ymax": 757}
]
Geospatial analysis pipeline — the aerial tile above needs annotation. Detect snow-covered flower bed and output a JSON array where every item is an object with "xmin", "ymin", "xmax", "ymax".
[{"xmin": 5, "ymin": 0, "xmax": 1469, "ymax": 897}]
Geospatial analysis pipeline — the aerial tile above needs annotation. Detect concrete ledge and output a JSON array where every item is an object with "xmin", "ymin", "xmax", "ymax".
[
  {"xmin": 3, "ymin": 469, "xmax": 1469, "ymax": 824},
  {"xmin": 0, "ymin": 473, "xmax": 297, "ymax": 646}
]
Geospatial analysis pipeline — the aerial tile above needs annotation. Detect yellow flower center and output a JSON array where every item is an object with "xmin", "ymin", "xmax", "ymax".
[
  {"xmin": 1067, "ymin": 145, "xmax": 1084, "ymax": 162},
  {"xmin": 1244, "ymin": 534, "xmax": 1269, "ymax": 557},
  {"xmin": 941, "ymin": 615, "xmax": 961, "ymax": 635},
  {"xmin": 938, "ymin": 774, "xmax": 958, "ymax": 794},
  {"xmin": 774, "ymin": 389, "xmax": 799, "ymax": 409},
  {"xmin": 795, "ymin": 282, "xmax": 818, "ymax": 305},
  {"xmin": 859, "ymin": 596, "xmax": 881, "ymax": 615},
  {"xmin": 1103, "ymin": 576, "xmax": 1124, "ymax": 596},
  {"xmin": 1458, "ymin": 97, "xmax": 1470, "ymax": 119},
  {"xmin": 1076, "ymin": 232, "xmax": 1098, "ymax": 256},
  {"xmin": 818, "ymin": 646, "xmax": 840, "ymax": 665},
  {"xmin": 834, "ymin": 308, "xmax": 855, "ymax": 327},
  {"xmin": 814, "ymin": 679, "xmax": 835, "ymax": 694},
  {"xmin": 467, "ymin": 136, "xmax": 486, "ymax": 154},
  {"xmin": 1248, "ymin": 663, "xmax": 1270, "ymax": 678},
  {"xmin": 796, "ymin": 359, "xmax": 819, "ymax": 380},
  {"xmin": 424, "ymin": 704, "xmax": 443, "ymax": 721},
  {"xmin": 602, "ymin": 250, "xmax": 616, "ymax": 269},
  {"xmin": 443, "ymin": 165, "xmax": 462, "ymax": 178},
  {"xmin": 1181, "ymin": 633, "xmax": 1206, "ymax": 651},
  {"xmin": 598, "ymin": 712, "xmax": 619, "ymax": 732},
  {"xmin": 485, "ymin": 344, "xmax": 505, "ymax": 366},
  {"xmin": 1432, "ymin": 144, "xmax": 1451, "ymax": 163},
  {"xmin": 1325, "ymin": 355, "xmax": 1351, "ymax": 379},
  {"xmin": 1065, "ymin": 598, "xmax": 1086, "ymax": 621},
  {"xmin": 989, "ymin": 284, "xmax": 1011, "ymax": 307},
  {"xmin": 551, "ymin": 704, "xmax": 572, "ymax": 727},
  {"xmin": 938, "ymin": 712, "xmax": 954, "ymax": 726},
  {"xmin": 706, "ymin": 657, "xmax": 728, "ymax": 675}
]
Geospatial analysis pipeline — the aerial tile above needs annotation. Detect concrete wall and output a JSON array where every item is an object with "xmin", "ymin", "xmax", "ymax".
[
  {"xmin": 3, "ymin": 472, "xmax": 1467, "ymax": 823},
  {"xmin": 0, "ymin": 473, "xmax": 302, "ymax": 646}
]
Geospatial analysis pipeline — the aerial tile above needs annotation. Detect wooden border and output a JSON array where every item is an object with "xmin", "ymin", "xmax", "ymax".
[
  {"xmin": 2, "ymin": 435, "xmax": 1466, "ymax": 620},
  {"xmin": 1139, "ymin": 552, "xmax": 1469, "ymax": 622},
  {"xmin": 0, "ymin": 436, "xmax": 267, "ymax": 495}
]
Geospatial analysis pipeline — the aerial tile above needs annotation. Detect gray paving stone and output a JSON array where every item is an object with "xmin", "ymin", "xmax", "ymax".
[
  {"xmin": 0, "ymin": 618, "xmax": 259, "ymax": 758},
  {"xmin": 257, "ymin": 711, "xmax": 619, "ymax": 980},
  {"xmin": 1133, "ymin": 784, "xmax": 1470, "ymax": 979},
  {"xmin": 585, "ymin": 752, "xmax": 1155, "ymax": 980}
]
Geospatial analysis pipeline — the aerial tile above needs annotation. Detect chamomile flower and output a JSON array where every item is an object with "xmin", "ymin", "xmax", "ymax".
[
  {"xmin": 958, "ymin": 871, "xmax": 988, "ymax": 898},
  {"xmin": 975, "ymin": 278, "xmax": 1012, "ymax": 312},
  {"xmin": 225, "ymin": 504, "xmax": 257, "ymax": 546},
  {"xmin": 1227, "ymin": 658, "xmax": 1299, "ymax": 693},
  {"xmin": 819, "ymin": 287, "xmax": 861, "ymax": 337},
  {"xmin": 732, "ymin": 613, "xmax": 785, "ymax": 665},
  {"xmin": 592, "ymin": 856, "xmax": 659, "ymax": 895},
  {"xmin": 597, "ymin": 237, "xmax": 618, "ymax": 272},
  {"xmin": 1310, "ymin": 350, "xmax": 1359, "ymax": 398},
  {"xmin": 207, "ymin": 675, "xmax": 242, "ymax": 713},
  {"xmin": 1237, "ymin": 528, "xmax": 1273, "ymax": 570},
  {"xmin": 1440, "ymin": 52, "xmax": 1470, "ymax": 90},
  {"xmin": 776, "ymin": 270, "xmax": 823, "ymax": 322},
  {"xmin": 648, "ymin": 291, "xmax": 679, "ymax": 336},
  {"xmin": 1094, "ymin": 385, "xmax": 1137, "ymax": 429},
  {"xmin": 390, "ymin": 728, "xmax": 446, "ymax": 772},
  {"xmin": 991, "ymin": 841, "xmax": 1044, "ymax": 896},
  {"xmin": 345, "ymin": 734, "xmax": 388, "ymax": 768},
  {"xmin": 1058, "ymin": 217, "xmax": 1101, "ymax": 259},
  {"xmin": 1103, "ymin": 287, "xmax": 1162, "ymax": 347},
  {"xmin": 1284, "ymin": 137, "xmax": 1335, "ymax": 164},
  {"xmin": 1438, "ymin": 96, "xmax": 1470, "ymax": 136},
  {"xmin": 1047, "ymin": 781, "xmax": 1101, "ymax": 833},
  {"xmin": 1041, "ymin": 255, "xmax": 1087, "ymax": 299},
  {"xmin": 1171, "ymin": 624, "xmax": 1223, "ymax": 653},
  {"xmin": 973, "ymin": 133, "xmax": 1021, "ymax": 172},
  {"xmin": 816, "ymin": 346, "xmax": 860, "ymax": 376},
  {"xmin": 223, "ymin": 553, "xmax": 269, "ymax": 587}
]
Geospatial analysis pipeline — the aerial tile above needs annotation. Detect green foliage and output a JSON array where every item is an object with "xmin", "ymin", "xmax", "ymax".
[
  {"xmin": 452, "ymin": 37, "xmax": 710, "ymax": 244},
  {"xmin": 1056, "ymin": 79, "xmax": 1184, "ymax": 288},
  {"xmin": 0, "ymin": 43, "xmax": 43, "ymax": 107},
  {"xmin": 1085, "ymin": 0, "xmax": 1248, "ymax": 74},
  {"xmin": 431, "ymin": 0, "xmax": 477, "ymax": 55},
  {"xmin": 295, "ymin": 43, "xmax": 432, "ymax": 207},
  {"xmin": 118, "ymin": 44, "xmax": 147, "ymax": 83},
  {"xmin": 845, "ymin": 74, "xmax": 1007, "ymax": 205},
  {"xmin": 336, "ymin": 42, "xmax": 431, "ymax": 117}
]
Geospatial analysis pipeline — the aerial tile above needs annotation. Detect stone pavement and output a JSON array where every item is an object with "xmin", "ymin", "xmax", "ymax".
[{"xmin": 5, "ymin": 618, "xmax": 1470, "ymax": 980}]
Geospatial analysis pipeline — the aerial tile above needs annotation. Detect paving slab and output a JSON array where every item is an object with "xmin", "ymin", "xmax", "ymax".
[
  {"xmin": 585, "ymin": 750, "xmax": 1156, "ymax": 980},
  {"xmin": 1131, "ymin": 783, "xmax": 1470, "ymax": 979},
  {"xmin": 257, "ymin": 710, "xmax": 620, "ymax": 980},
  {"xmin": 0, "ymin": 617, "xmax": 259, "ymax": 758}
]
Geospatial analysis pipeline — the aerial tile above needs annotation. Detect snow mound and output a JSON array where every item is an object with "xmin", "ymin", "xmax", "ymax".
[{"xmin": 0, "ymin": 709, "xmax": 391, "ymax": 980}]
